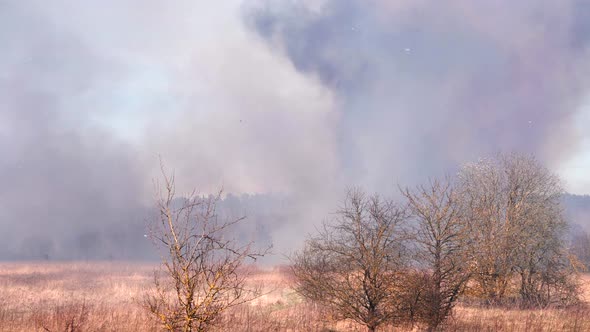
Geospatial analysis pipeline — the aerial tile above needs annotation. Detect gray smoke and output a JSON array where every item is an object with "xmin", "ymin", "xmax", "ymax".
[
  {"xmin": 1, "ymin": 1, "xmax": 590, "ymax": 260},
  {"xmin": 0, "ymin": 3, "xmax": 150, "ymax": 259},
  {"xmin": 243, "ymin": 0, "xmax": 590, "ymax": 189},
  {"xmin": 0, "ymin": 0, "xmax": 337, "ymax": 260}
]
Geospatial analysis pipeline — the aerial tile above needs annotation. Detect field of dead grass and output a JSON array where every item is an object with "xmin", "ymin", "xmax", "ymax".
[
  {"xmin": 0, "ymin": 262, "xmax": 589, "ymax": 331},
  {"xmin": 0, "ymin": 262, "xmax": 157, "ymax": 331}
]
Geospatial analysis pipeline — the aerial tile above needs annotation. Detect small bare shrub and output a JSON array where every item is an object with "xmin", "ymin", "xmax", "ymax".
[
  {"xmin": 32, "ymin": 301, "xmax": 90, "ymax": 332},
  {"xmin": 144, "ymin": 162, "xmax": 269, "ymax": 332}
]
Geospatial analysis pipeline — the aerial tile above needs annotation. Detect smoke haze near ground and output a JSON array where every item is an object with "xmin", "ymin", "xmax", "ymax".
[{"xmin": 1, "ymin": 0, "xmax": 590, "ymax": 260}]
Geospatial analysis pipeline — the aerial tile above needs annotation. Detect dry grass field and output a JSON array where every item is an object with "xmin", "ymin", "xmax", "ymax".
[{"xmin": 0, "ymin": 262, "xmax": 589, "ymax": 331}]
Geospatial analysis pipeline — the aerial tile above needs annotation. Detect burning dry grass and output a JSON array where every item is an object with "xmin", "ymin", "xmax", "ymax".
[{"xmin": 0, "ymin": 262, "xmax": 589, "ymax": 331}]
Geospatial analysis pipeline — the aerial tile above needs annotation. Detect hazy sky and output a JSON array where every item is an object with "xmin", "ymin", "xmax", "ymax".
[{"xmin": 1, "ymin": 0, "xmax": 590, "ymax": 258}]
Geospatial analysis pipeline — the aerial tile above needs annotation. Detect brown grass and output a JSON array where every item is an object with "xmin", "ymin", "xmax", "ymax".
[
  {"xmin": 0, "ymin": 262, "xmax": 589, "ymax": 331},
  {"xmin": 0, "ymin": 262, "xmax": 156, "ymax": 332}
]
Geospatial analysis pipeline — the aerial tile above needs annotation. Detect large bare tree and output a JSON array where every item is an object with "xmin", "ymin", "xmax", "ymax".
[
  {"xmin": 291, "ymin": 189, "xmax": 411, "ymax": 332},
  {"xmin": 458, "ymin": 153, "xmax": 577, "ymax": 307},
  {"xmin": 402, "ymin": 177, "xmax": 471, "ymax": 331},
  {"xmin": 144, "ymin": 164, "xmax": 268, "ymax": 332}
]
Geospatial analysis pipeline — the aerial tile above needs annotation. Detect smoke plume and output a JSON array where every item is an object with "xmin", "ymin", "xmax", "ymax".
[
  {"xmin": 1, "ymin": 0, "xmax": 590, "ymax": 260},
  {"xmin": 243, "ymin": 0, "xmax": 590, "ymax": 190}
]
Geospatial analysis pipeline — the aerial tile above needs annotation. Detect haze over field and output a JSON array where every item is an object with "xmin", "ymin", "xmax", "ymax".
[{"xmin": 1, "ymin": 0, "xmax": 590, "ymax": 260}]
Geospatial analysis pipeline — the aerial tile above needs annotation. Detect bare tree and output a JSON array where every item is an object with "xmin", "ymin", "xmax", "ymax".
[
  {"xmin": 458, "ymin": 153, "xmax": 578, "ymax": 307},
  {"xmin": 144, "ymin": 163, "xmax": 268, "ymax": 332},
  {"xmin": 457, "ymin": 156, "xmax": 512, "ymax": 303},
  {"xmin": 291, "ymin": 189, "xmax": 411, "ymax": 332},
  {"xmin": 402, "ymin": 177, "xmax": 471, "ymax": 331}
]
